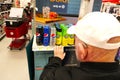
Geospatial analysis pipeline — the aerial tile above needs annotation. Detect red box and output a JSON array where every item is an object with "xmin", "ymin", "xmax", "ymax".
[{"xmin": 5, "ymin": 22, "xmax": 28, "ymax": 38}]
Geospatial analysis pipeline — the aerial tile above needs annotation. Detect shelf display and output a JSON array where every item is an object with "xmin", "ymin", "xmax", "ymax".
[
  {"xmin": 33, "ymin": 23, "xmax": 75, "ymax": 51},
  {"xmin": 0, "ymin": 2, "xmax": 12, "ymax": 40},
  {"xmin": 0, "ymin": 24, "xmax": 5, "ymax": 40},
  {"xmin": 101, "ymin": 0, "xmax": 120, "ymax": 21},
  {"xmin": 0, "ymin": 10, "xmax": 10, "ymax": 40},
  {"xmin": 0, "ymin": 3, "xmax": 12, "ymax": 12},
  {"xmin": 36, "ymin": 23, "xmax": 74, "ymax": 46},
  {"xmin": 35, "ymin": 7, "xmax": 66, "ymax": 24}
]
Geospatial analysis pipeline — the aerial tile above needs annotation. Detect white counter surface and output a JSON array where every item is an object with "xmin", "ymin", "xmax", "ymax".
[{"xmin": 32, "ymin": 35, "xmax": 54, "ymax": 51}]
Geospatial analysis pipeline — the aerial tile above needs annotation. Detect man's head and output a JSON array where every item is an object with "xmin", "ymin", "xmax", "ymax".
[
  {"xmin": 67, "ymin": 12, "xmax": 120, "ymax": 62},
  {"xmin": 28, "ymin": 2, "xmax": 31, "ymax": 7}
]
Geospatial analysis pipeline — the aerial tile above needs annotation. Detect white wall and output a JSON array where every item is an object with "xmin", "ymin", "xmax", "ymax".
[
  {"xmin": 20, "ymin": 0, "xmax": 31, "ymax": 8},
  {"xmin": 79, "ymin": 0, "xmax": 94, "ymax": 19}
]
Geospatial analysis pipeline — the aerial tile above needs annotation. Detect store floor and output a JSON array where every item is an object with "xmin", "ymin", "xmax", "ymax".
[{"xmin": 0, "ymin": 30, "xmax": 32, "ymax": 80}]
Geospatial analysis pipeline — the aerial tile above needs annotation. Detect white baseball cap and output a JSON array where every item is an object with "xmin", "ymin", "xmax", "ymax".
[{"xmin": 67, "ymin": 12, "xmax": 120, "ymax": 49}]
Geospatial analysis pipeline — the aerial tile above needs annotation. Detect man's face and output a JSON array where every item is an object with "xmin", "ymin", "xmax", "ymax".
[{"xmin": 28, "ymin": 3, "xmax": 31, "ymax": 7}]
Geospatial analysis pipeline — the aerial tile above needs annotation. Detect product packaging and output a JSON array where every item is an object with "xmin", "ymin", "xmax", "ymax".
[
  {"xmin": 36, "ymin": 25, "xmax": 43, "ymax": 45},
  {"xmin": 67, "ymin": 24, "xmax": 75, "ymax": 45},
  {"xmin": 54, "ymin": 23, "xmax": 62, "ymax": 45},
  {"xmin": 43, "ymin": 25, "xmax": 50, "ymax": 46},
  {"xmin": 50, "ymin": 26, "xmax": 56, "ymax": 46},
  {"xmin": 60, "ymin": 24, "xmax": 69, "ymax": 46}
]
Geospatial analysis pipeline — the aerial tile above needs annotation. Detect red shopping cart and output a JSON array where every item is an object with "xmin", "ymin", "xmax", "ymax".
[{"xmin": 4, "ymin": 22, "xmax": 30, "ymax": 50}]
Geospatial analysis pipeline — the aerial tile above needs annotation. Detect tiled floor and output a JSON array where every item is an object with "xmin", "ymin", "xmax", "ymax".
[{"xmin": 0, "ymin": 30, "xmax": 31, "ymax": 80}]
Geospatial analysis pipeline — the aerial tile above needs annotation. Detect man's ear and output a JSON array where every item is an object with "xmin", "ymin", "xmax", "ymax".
[{"xmin": 78, "ymin": 43, "xmax": 87, "ymax": 60}]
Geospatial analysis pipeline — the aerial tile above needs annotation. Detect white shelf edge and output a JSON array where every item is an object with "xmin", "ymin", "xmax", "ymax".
[
  {"xmin": 32, "ymin": 35, "xmax": 54, "ymax": 51},
  {"xmin": 0, "ymin": 10, "xmax": 10, "ymax": 14},
  {"xmin": 0, "ymin": 33, "xmax": 5, "ymax": 40}
]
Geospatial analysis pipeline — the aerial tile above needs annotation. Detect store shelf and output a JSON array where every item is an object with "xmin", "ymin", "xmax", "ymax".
[
  {"xmin": 0, "ymin": 33, "xmax": 5, "ymax": 40},
  {"xmin": 35, "ymin": 16, "xmax": 66, "ymax": 24},
  {"xmin": 0, "ymin": 2, "xmax": 13, "ymax": 41},
  {"xmin": 0, "ymin": 10, "xmax": 10, "ymax": 13}
]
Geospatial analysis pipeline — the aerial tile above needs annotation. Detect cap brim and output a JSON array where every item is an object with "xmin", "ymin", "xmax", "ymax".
[{"xmin": 67, "ymin": 25, "xmax": 76, "ymax": 34}]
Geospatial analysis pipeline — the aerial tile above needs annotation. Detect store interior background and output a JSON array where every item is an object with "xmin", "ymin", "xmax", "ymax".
[
  {"xmin": 0, "ymin": 0, "xmax": 31, "ymax": 80},
  {"xmin": 0, "ymin": 0, "xmax": 79, "ymax": 80},
  {"xmin": 0, "ymin": 0, "xmax": 119, "ymax": 80}
]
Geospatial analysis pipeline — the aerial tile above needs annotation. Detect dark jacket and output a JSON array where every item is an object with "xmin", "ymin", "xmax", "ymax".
[{"xmin": 40, "ymin": 57, "xmax": 120, "ymax": 80}]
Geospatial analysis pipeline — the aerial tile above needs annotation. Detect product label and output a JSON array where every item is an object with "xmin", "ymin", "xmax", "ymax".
[
  {"xmin": 62, "ymin": 34, "xmax": 68, "ymax": 46},
  {"xmin": 51, "ymin": 33, "xmax": 56, "ymax": 38},
  {"xmin": 56, "ymin": 35, "xmax": 60, "ymax": 39},
  {"xmin": 64, "ymin": 35, "xmax": 68, "ymax": 38},
  {"xmin": 68, "ymin": 34, "xmax": 75, "ymax": 45},
  {"xmin": 36, "ymin": 32, "xmax": 40, "ymax": 36},
  {"xmin": 51, "ymin": 33, "xmax": 56, "ymax": 46},
  {"xmin": 44, "ymin": 33, "xmax": 48, "ymax": 37},
  {"xmin": 56, "ymin": 34, "xmax": 62, "ymax": 45}
]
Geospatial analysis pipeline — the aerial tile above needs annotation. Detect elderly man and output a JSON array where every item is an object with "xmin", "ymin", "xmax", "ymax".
[{"xmin": 40, "ymin": 12, "xmax": 120, "ymax": 80}]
